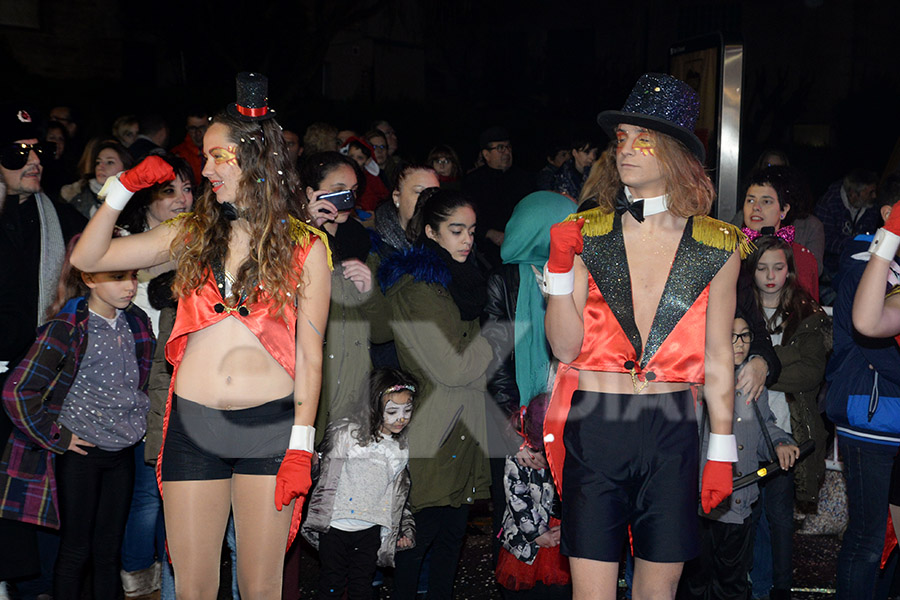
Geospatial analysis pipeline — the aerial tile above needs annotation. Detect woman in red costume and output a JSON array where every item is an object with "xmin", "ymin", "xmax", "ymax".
[
  {"xmin": 543, "ymin": 73, "xmax": 744, "ymax": 600},
  {"xmin": 71, "ymin": 73, "xmax": 331, "ymax": 599}
]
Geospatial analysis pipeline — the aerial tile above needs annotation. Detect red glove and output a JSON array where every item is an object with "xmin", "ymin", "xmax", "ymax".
[
  {"xmin": 120, "ymin": 155, "xmax": 175, "ymax": 192},
  {"xmin": 869, "ymin": 200, "xmax": 900, "ymax": 261},
  {"xmin": 548, "ymin": 219, "xmax": 585, "ymax": 274},
  {"xmin": 274, "ymin": 449, "xmax": 313, "ymax": 511},
  {"xmin": 700, "ymin": 460, "xmax": 733, "ymax": 513},
  {"xmin": 884, "ymin": 200, "xmax": 900, "ymax": 236}
]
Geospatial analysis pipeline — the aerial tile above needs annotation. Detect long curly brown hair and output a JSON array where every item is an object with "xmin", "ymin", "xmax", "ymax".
[
  {"xmin": 578, "ymin": 132, "xmax": 715, "ymax": 218},
  {"xmin": 170, "ymin": 111, "xmax": 306, "ymax": 318}
]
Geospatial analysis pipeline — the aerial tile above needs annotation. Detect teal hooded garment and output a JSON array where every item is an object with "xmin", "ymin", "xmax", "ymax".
[{"xmin": 499, "ymin": 191, "xmax": 577, "ymax": 406}]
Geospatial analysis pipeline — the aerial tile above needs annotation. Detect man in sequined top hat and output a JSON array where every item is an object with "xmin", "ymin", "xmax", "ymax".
[{"xmin": 542, "ymin": 73, "xmax": 746, "ymax": 599}]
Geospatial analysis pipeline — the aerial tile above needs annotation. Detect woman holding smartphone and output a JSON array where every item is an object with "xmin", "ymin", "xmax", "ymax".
[{"xmin": 303, "ymin": 152, "xmax": 392, "ymax": 440}]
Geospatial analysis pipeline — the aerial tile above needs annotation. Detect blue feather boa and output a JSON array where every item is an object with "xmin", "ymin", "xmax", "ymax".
[{"xmin": 378, "ymin": 245, "xmax": 451, "ymax": 294}]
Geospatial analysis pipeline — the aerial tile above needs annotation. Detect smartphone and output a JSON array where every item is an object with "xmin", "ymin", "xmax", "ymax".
[{"xmin": 318, "ymin": 189, "xmax": 356, "ymax": 212}]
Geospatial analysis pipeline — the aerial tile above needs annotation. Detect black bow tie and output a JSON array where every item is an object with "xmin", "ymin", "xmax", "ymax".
[{"xmin": 614, "ymin": 191, "xmax": 645, "ymax": 223}]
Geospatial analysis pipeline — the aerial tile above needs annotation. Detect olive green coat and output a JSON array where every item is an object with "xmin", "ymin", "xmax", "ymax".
[
  {"xmin": 315, "ymin": 255, "xmax": 392, "ymax": 444},
  {"xmin": 771, "ymin": 310, "xmax": 831, "ymax": 506},
  {"xmin": 382, "ymin": 261, "xmax": 492, "ymax": 511}
]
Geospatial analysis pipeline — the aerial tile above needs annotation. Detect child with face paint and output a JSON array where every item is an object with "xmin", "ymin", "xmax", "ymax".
[
  {"xmin": 302, "ymin": 367, "xmax": 418, "ymax": 599},
  {"xmin": 495, "ymin": 393, "xmax": 571, "ymax": 599}
]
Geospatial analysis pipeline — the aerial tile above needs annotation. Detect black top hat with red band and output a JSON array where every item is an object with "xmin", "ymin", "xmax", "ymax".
[{"xmin": 227, "ymin": 72, "xmax": 276, "ymax": 122}]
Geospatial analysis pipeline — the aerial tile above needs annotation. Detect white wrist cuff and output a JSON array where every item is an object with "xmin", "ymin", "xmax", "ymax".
[
  {"xmin": 544, "ymin": 267, "xmax": 574, "ymax": 295},
  {"xmin": 289, "ymin": 425, "xmax": 315, "ymax": 452},
  {"xmin": 707, "ymin": 433, "xmax": 738, "ymax": 462},
  {"xmin": 869, "ymin": 228, "xmax": 900, "ymax": 262},
  {"xmin": 100, "ymin": 174, "xmax": 133, "ymax": 211}
]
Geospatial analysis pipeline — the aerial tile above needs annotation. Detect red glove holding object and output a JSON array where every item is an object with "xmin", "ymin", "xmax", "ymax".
[
  {"xmin": 700, "ymin": 460, "xmax": 733, "ymax": 513},
  {"xmin": 274, "ymin": 449, "xmax": 313, "ymax": 511}
]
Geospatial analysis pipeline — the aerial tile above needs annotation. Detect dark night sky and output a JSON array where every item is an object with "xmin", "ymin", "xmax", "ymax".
[{"xmin": 3, "ymin": 0, "xmax": 899, "ymax": 194}]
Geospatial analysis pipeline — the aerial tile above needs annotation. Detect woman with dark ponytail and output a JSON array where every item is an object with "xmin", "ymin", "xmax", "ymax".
[{"xmin": 379, "ymin": 188, "xmax": 492, "ymax": 599}]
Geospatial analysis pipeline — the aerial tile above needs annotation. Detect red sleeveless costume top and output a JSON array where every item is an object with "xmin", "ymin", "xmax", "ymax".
[
  {"xmin": 544, "ymin": 209, "xmax": 747, "ymax": 493},
  {"xmin": 157, "ymin": 215, "xmax": 330, "ymax": 549}
]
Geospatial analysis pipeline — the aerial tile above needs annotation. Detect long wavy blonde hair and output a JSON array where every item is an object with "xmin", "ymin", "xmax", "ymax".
[
  {"xmin": 578, "ymin": 131, "xmax": 715, "ymax": 218},
  {"xmin": 170, "ymin": 111, "xmax": 306, "ymax": 319}
]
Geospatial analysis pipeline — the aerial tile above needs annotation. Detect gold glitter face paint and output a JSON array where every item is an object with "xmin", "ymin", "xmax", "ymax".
[
  {"xmin": 207, "ymin": 146, "xmax": 238, "ymax": 165},
  {"xmin": 616, "ymin": 127, "xmax": 657, "ymax": 157},
  {"xmin": 632, "ymin": 130, "xmax": 656, "ymax": 157}
]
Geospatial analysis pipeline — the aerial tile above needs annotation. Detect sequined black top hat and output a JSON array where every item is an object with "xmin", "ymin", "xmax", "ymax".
[
  {"xmin": 597, "ymin": 73, "xmax": 705, "ymax": 162},
  {"xmin": 227, "ymin": 72, "xmax": 276, "ymax": 122}
]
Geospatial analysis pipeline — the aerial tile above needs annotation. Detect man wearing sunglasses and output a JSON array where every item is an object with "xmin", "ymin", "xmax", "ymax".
[
  {"xmin": 0, "ymin": 105, "xmax": 85, "ymax": 595},
  {"xmin": 0, "ymin": 105, "xmax": 85, "ymax": 383}
]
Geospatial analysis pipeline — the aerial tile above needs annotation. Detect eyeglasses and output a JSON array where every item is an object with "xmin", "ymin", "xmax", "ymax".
[
  {"xmin": 434, "ymin": 158, "xmax": 451, "ymax": 165},
  {"xmin": 488, "ymin": 143, "xmax": 511, "ymax": 152},
  {"xmin": 0, "ymin": 142, "xmax": 48, "ymax": 170},
  {"xmin": 371, "ymin": 144, "xmax": 386, "ymax": 150},
  {"xmin": 732, "ymin": 331, "xmax": 753, "ymax": 344}
]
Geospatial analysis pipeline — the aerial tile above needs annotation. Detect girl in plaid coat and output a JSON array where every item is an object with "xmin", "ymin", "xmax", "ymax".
[{"xmin": 0, "ymin": 239, "xmax": 154, "ymax": 600}]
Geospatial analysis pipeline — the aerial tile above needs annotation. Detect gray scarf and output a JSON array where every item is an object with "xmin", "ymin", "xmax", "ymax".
[
  {"xmin": 374, "ymin": 202, "xmax": 412, "ymax": 253},
  {"xmin": 35, "ymin": 192, "xmax": 65, "ymax": 327}
]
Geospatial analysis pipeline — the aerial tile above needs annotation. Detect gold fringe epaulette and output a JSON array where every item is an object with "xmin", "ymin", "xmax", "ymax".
[
  {"xmin": 692, "ymin": 216, "xmax": 753, "ymax": 259},
  {"xmin": 563, "ymin": 207, "xmax": 615, "ymax": 237},
  {"xmin": 290, "ymin": 217, "xmax": 333, "ymax": 270},
  {"xmin": 162, "ymin": 211, "xmax": 198, "ymax": 232}
]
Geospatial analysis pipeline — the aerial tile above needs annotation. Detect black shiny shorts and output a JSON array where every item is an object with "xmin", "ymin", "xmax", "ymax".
[
  {"xmin": 560, "ymin": 389, "xmax": 700, "ymax": 563},
  {"xmin": 161, "ymin": 394, "xmax": 293, "ymax": 481}
]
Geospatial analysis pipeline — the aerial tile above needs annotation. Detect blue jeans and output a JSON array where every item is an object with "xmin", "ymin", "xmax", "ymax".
[
  {"xmin": 750, "ymin": 468, "xmax": 794, "ymax": 597},
  {"xmin": 836, "ymin": 436, "xmax": 896, "ymax": 600},
  {"xmin": 121, "ymin": 441, "xmax": 166, "ymax": 572}
]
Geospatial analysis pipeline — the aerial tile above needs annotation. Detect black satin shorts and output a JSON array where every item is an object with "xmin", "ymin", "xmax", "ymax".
[
  {"xmin": 161, "ymin": 394, "xmax": 293, "ymax": 481},
  {"xmin": 560, "ymin": 389, "xmax": 700, "ymax": 563}
]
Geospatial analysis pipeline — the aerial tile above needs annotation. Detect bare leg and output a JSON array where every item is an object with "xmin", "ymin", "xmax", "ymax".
[
  {"xmin": 232, "ymin": 474, "xmax": 293, "ymax": 599},
  {"xmin": 632, "ymin": 558, "xmax": 683, "ymax": 600},
  {"xmin": 162, "ymin": 479, "xmax": 232, "ymax": 600},
  {"xmin": 570, "ymin": 557, "xmax": 619, "ymax": 600}
]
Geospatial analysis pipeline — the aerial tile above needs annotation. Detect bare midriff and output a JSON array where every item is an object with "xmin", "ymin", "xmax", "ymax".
[
  {"xmin": 577, "ymin": 370, "xmax": 691, "ymax": 395},
  {"xmin": 174, "ymin": 316, "xmax": 293, "ymax": 409}
]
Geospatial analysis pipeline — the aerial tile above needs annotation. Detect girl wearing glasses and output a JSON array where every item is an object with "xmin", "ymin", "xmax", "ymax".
[
  {"xmin": 745, "ymin": 235, "xmax": 829, "ymax": 600},
  {"xmin": 426, "ymin": 145, "xmax": 462, "ymax": 191}
]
